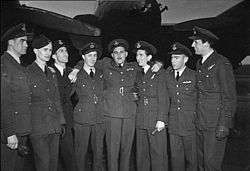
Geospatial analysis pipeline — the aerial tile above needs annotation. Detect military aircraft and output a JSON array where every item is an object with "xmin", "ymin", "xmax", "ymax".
[
  {"xmin": 69, "ymin": 0, "xmax": 249, "ymax": 68},
  {"xmin": 69, "ymin": 0, "xmax": 168, "ymax": 61},
  {"xmin": 1, "ymin": 0, "xmax": 169, "ymax": 65},
  {"xmin": 1, "ymin": 0, "xmax": 248, "ymax": 68}
]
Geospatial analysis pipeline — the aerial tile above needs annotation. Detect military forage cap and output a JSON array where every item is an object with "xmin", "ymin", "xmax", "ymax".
[
  {"xmin": 108, "ymin": 39, "xmax": 129, "ymax": 53},
  {"xmin": 169, "ymin": 42, "xmax": 192, "ymax": 57},
  {"xmin": 52, "ymin": 40, "xmax": 67, "ymax": 54},
  {"xmin": 80, "ymin": 42, "xmax": 102, "ymax": 57},
  {"xmin": 134, "ymin": 41, "xmax": 157, "ymax": 55},
  {"xmin": 1, "ymin": 23, "xmax": 31, "ymax": 42},
  {"xmin": 189, "ymin": 26, "xmax": 219, "ymax": 43},
  {"xmin": 32, "ymin": 34, "xmax": 51, "ymax": 49}
]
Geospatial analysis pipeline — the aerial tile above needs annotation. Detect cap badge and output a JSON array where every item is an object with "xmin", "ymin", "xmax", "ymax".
[
  {"xmin": 136, "ymin": 42, "xmax": 141, "ymax": 48},
  {"xmin": 193, "ymin": 28, "xmax": 196, "ymax": 35},
  {"xmin": 21, "ymin": 24, "xmax": 26, "ymax": 31},
  {"xmin": 58, "ymin": 40, "xmax": 63, "ymax": 45},
  {"xmin": 114, "ymin": 41, "xmax": 119, "ymax": 46},
  {"xmin": 90, "ymin": 43, "xmax": 95, "ymax": 49},
  {"xmin": 172, "ymin": 44, "xmax": 177, "ymax": 50}
]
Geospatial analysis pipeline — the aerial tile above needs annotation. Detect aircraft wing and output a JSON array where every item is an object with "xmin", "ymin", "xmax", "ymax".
[
  {"xmin": 15, "ymin": 5, "xmax": 100, "ymax": 36},
  {"xmin": 173, "ymin": 17, "xmax": 241, "ymax": 31}
]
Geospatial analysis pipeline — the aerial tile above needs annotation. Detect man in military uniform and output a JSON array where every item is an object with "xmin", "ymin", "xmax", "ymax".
[
  {"xmin": 134, "ymin": 41, "xmax": 169, "ymax": 171},
  {"xmin": 27, "ymin": 35, "xmax": 65, "ymax": 171},
  {"xmin": 72, "ymin": 42, "xmax": 105, "ymax": 171},
  {"xmin": 51, "ymin": 40, "xmax": 77, "ymax": 171},
  {"xmin": 100, "ymin": 39, "xmax": 138, "ymax": 171},
  {"xmin": 189, "ymin": 26, "xmax": 237, "ymax": 171},
  {"xmin": 68, "ymin": 39, "xmax": 162, "ymax": 171},
  {"xmin": 1, "ymin": 23, "xmax": 32, "ymax": 171},
  {"xmin": 167, "ymin": 42, "xmax": 197, "ymax": 171}
]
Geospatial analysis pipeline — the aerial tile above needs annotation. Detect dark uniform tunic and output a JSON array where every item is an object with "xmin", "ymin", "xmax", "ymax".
[
  {"xmin": 52, "ymin": 65, "xmax": 77, "ymax": 171},
  {"xmin": 135, "ymin": 68, "xmax": 169, "ymax": 171},
  {"xmin": 1, "ymin": 52, "xmax": 32, "ymax": 171},
  {"xmin": 75, "ymin": 57, "xmax": 139, "ymax": 171},
  {"xmin": 72, "ymin": 67, "xmax": 105, "ymax": 171},
  {"xmin": 102, "ymin": 59, "xmax": 138, "ymax": 171},
  {"xmin": 27, "ymin": 62, "xmax": 65, "ymax": 171},
  {"xmin": 196, "ymin": 51, "xmax": 237, "ymax": 171},
  {"xmin": 166, "ymin": 66, "xmax": 197, "ymax": 171}
]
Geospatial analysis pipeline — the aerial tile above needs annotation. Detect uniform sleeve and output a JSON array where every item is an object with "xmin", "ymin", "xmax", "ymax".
[
  {"xmin": 217, "ymin": 60, "xmax": 237, "ymax": 128},
  {"xmin": 74, "ymin": 60, "xmax": 84, "ymax": 70},
  {"xmin": 95, "ymin": 57, "xmax": 112, "ymax": 69},
  {"xmin": 157, "ymin": 70, "xmax": 170, "ymax": 124},
  {"xmin": 1, "ymin": 66, "xmax": 16, "ymax": 139}
]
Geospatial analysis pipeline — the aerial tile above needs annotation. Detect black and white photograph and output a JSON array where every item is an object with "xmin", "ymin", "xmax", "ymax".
[{"xmin": 1, "ymin": 0, "xmax": 249, "ymax": 171}]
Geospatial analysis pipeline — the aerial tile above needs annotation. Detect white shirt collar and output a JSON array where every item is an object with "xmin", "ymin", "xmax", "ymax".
[
  {"xmin": 202, "ymin": 49, "xmax": 214, "ymax": 64},
  {"xmin": 35, "ymin": 60, "xmax": 46, "ymax": 72},
  {"xmin": 83, "ymin": 64, "xmax": 95, "ymax": 75},
  {"xmin": 175, "ymin": 66, "xmax": 186, "ymax": 77},
  {"xmin": 7, "ymin": 50, "xmax": 20, "ymax": 64},
  {"xmin": 143, "ymin": 65, "xmax": 150, "ymax": 74},
  {"xmin": 54, "ymin": 63, "xmax": 65, "ymax": 76}
]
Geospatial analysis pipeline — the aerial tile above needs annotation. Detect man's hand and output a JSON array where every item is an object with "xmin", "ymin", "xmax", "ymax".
[
  {"xmin": 155, "ymin": 121, "xmax": 165, "ymax": 132},
  {"xmin": 215, "ymin": 126, "xmax": 229, "ymax": 141},
  {"xmin": 7, "ymin": 135, "xmax": 18, "ymax": 149},
  {"xmin": 68, "ymin": 69, "xmax": 79, "ymax": 83},
  {"xmin": 151, "ymin": 61, "xmax": 163, "ymax": 72}
]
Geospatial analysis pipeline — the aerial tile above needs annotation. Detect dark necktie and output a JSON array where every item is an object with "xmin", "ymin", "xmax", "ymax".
[
  {"xmin": 90, "ymin": 69, "xmax": 94, "ymax": 78},
  {"xmin": 118, "ymin": 64, "xmax": 122, "ymax": 68},
  {"xmin": 63, "ymin": 68, "xmax": 66, "ymax": 76},
  {"xmin": 176, "ymin": 71, "xmax": 180, "ymax": 81},
  {"xmin": 44, "ymin": 66, "xmax": 48, "ymax": 76},
  {"xmin": 141, "ymin": 69, "xmax": 145, "ymax": 75}
]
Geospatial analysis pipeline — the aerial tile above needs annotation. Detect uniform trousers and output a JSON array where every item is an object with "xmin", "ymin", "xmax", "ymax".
[
  {"xmin": 105, "ymin": 117, "xmax": 135, "ymax": 171},
  {"xmin": 169, "ymin": 133, "xmax": 197, "ymax": 171},
  {"xmin": 30, "ymin": 133, "xmax": 60, "ymax": 171},
  {"xmin": 74, "ymin": 123, "xmax": 105, "ymax": 171},
  {"xmin": 136, "ymin": 128, "xmax": 168, "ymax": 171},
  {"xmin": 196, "ymin": 128, "xmax": 227, "ymax": 171},
  {"xmin": 1, "ymin": 136, "xmax": 28, "ymax": 171},
  {"xmin": 58, "ymin": 127, "xmax": 77, "ymax": 171}
]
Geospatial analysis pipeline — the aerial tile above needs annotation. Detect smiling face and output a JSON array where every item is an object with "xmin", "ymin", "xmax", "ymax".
[
  {"xmin": 171, "ymin": 54, "xmax": 188, "ymax": 71},
  {"xmin": 82, "ymin": 51, "xmax": 98, "ymax": 67},
  {"xmin": 111, "ymin": 46, "xmax": 128, "ymax": 65},
  {"xmin": 136, "ymin": 49, "xmax": 152, "ymax": 67},
  {"xmin": 34, "ymin": 42, "xmax": 52, "ymax": 62},
  {"xmin": 53, "ymin": 46, "xmax": 68, "ymax": 64}
]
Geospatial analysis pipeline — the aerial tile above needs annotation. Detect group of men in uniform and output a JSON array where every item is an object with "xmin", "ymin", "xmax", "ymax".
[{"xmin": 1, "ymin": 22, "xmax": 236, "ymax": 171}]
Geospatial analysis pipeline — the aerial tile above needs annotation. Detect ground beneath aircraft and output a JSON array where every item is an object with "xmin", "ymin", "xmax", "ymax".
[{"xmin": 22, "ymin": 127, "xmax": 250, "ymax": 171}]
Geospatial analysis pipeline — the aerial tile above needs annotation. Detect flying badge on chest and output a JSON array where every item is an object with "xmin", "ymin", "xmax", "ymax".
[
  {"xmin": 126, "ymin": 68, "xmax": 134, "ymax": 71},
  {"xmin": 208, "ymin": 64, "xmax": 215, "ymax": 70},
  {"xmin": 151, "ymin": 74, "xmax": 156, "ymax": 79},
  {"xmin": 182, "ymin": 80, "xmax": 191, "ymax": 84}
]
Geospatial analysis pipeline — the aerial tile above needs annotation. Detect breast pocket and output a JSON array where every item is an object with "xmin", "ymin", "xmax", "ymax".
[
  {"xmin": 11, "ymin": 75, "xmax": 27, "ymax": 92},
  {"xmin": 202, "ymin": 70, "xmax": 217, "ymax": 90},
  {"xmin": 148, "ymin": 83, "xmax": 157, "ymax": 96},
  {"xmin": 182, "ymin": 81, "xmax": 196, "ymax": 93}
]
